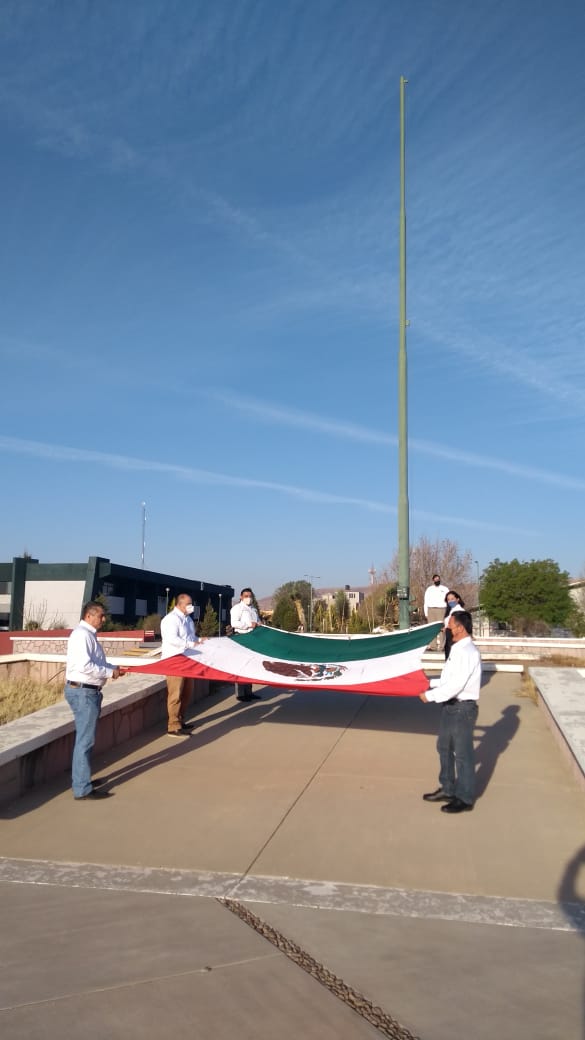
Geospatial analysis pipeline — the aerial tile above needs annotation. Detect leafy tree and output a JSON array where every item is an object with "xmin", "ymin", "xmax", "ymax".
[
  {"xmin": 200, "ymin": 600, "xmax": 219, "ymax": 638},
  {"xmin": 272, "ymin": 580, "xmax": 312, "ymax": 631},
  {"xmin": 356, "ymin": 583, "xmax": 398, "ymax": 631},
  {"xmin": 384, "ymin": 536, "xmax": 474, "ymax": 620},
  {"xmin": 567, "ymin": 603, "xmax": 585, "ymax": 637},
  {"xmin": 481, "ymin": 558, "xmax": 572, "ymax": 633},
  {"xmin": 334, "ymin": 589, "xmax": 349, "ymax": 631},
  {"xmin": 272, "ymin": 596, "xmax": 300, "ymax": 631},
  {"xmin": 311, "ymin": 600, "xmax": 328, "ymax": 633},
  {"xmin": 348, "ymin": 609, "xmax": 369, "ymax": 634},
  {"xmin": 136, "ymin": 613, "xmax": 162, "ymax": 635}
]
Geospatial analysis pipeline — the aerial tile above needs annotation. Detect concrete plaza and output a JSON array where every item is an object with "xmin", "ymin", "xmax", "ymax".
[{"xmin": 1, "ymin": 672, "xmax": 584, "ymax": 1039}]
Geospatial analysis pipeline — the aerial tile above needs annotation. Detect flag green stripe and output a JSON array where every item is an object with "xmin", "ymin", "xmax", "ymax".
[{"xmin": 230, "ymin": 623, "xmax": 441, "ymax": 663}]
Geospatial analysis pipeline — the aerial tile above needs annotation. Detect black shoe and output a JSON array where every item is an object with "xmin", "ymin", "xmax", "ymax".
[
  {"xmin": 422, "ymin": 788, "xmax": 453, "ymax": 803},
  {"xmin": 92, "ymin": 777, "xmax": 107, "ymax": 788},
  {"xmin": 441, "ymin": 798, "xmax": 473, "ymax": 813},
  {"xmin": 237, "ymin": 693, "xmax": 261, "ymax": 702},
  {"xmin": 75, "ymin": 789, "xmax": 113, "ymax": 801}
]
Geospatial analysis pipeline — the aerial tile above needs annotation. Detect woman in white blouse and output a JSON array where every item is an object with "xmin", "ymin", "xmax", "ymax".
[{"xmin": 443, "ymin": 591, "xmax": 465, "ymax": 660}]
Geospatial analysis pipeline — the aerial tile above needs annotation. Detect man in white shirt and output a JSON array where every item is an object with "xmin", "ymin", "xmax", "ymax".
[
  {"xmin": 423, "ymin": 573, "xmax": 449, "ymax": 650},
  {"xmin": 419, "ymin": 611, "xmax": 481, "ymax": 813},
  {"xmin": 230, "ymin": 587, "xmax": 261, "ymax": 702},
  {"xmin": 160, "ymin": 593, "xmax": 202, "ymax": 736},
  {"xmin": 65, "ymin": 601, "xmax": 121, "ymax": 800}
]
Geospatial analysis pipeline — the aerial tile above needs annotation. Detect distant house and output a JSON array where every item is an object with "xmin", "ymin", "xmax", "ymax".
[
  {"xmin": 257, "ymin": 584, "xmax": 369, "ymax": 622},
  {"xmin": 314, "ymin": 585, "xmax": 367, "ymax": 615},
  {"xmin": 0, "ymin": 555, "xmax": 234, "ymax": 630}
]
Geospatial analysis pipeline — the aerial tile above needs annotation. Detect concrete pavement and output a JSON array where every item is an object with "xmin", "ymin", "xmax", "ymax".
[{"xmin": 1, "ymin": 673, "xmax": 585, "ymax": 1038}]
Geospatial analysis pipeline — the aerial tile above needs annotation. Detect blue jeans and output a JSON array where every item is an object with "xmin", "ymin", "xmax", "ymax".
[
  {"xmin": 437, "ymin": 700, "xmax": 478, "ymax": 805},
  {"xmin": 64, "ymin": 685, "xmax": 103, "ymax": 797}
]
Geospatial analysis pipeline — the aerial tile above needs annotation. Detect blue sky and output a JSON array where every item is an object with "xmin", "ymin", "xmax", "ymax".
[{"xmin": 1, "ymin": 0, "xmax": 584, "ymax": 597}]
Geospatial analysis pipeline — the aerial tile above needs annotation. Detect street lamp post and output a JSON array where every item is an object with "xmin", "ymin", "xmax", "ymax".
[
  {"xmin": 165, "ymin": 587, "xmax": 170, "ymax": 614},
  {"xmin": 304, "ymin": 574, "xmax": 320, "ymax": 632},
  {"xmin": 218, "ymin": 593, "xmax": 222, "ymax": 638},
  {"xmin": 474, "ymin": 561, "xmax": 481, "ymax": 635}
]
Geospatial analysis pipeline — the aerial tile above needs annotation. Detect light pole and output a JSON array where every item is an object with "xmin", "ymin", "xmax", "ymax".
[
  {"xmin": 218, "ymin": 593, "xmax": 222, "ymax": 638},
  {"xmin": 397, "ymin": 75, "xmax": 411, "ymax": 629},
  {"xmin": 165, "ymin": 587, "xmax": 170, "ymax": 614},
  {"xmin": 474, "ymin": 561, "xmax": 481, "ymax": 635},
  {"xmin": 304, "ymin": 574, "xmax": 320, "ymax": 632},
  {"xmin": 140, "ymin": 501, "xmax": 146, "ymax": 569}
]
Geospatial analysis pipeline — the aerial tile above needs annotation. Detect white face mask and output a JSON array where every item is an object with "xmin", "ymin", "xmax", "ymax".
[
  {"xmin": 243, "ymin": 597, "xmax": 252, "ymax": 605},
  {"xmin": 185, "ymin": 604, "xmax": 195, "ymax": 615}
]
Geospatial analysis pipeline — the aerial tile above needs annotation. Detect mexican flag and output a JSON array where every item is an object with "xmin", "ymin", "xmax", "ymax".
[{"xmin": 122, "ymin": 622, "xmax": 441, "ymax": 697}]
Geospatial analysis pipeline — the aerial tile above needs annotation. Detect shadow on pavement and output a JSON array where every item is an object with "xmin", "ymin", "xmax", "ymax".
[
  {"xmin": 558, "ymin": 845, "xmax": 585, "ymax": 1038},
  {"xmin": 474, "ymin": 703, "xmax": 521, "ymax": 797}
]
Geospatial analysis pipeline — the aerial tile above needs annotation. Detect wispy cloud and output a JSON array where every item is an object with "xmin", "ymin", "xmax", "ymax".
[
  {"xmin": 0, "ymin": 434, "xmax": 536, "ymax": 536},
  {"xmin": 211, "ymin": 390, "xmax": 585, "ymax": 492}
]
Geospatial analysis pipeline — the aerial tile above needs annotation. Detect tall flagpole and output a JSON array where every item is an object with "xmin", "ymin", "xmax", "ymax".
[
  {"xmin": 140, "ymin": 501, "xmax": 146, "ymax": 569},
  {"xmin": 397, "ymin": 76, "xmax": 410, "ymax": 629}
]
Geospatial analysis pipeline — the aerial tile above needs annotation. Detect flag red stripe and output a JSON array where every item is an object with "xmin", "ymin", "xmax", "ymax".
[{"xmin": 124, "ymin": 656, "xmax": 428, "ymax": 697}]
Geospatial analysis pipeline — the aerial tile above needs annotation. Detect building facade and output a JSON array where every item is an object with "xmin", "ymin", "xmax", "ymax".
[{"xmin": 0, "ymin": 556, "xmax": 234, "ymax": 631}]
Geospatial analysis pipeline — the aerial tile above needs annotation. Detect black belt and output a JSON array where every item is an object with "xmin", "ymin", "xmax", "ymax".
[{"xmin": 67, "ymin": 681, "xmax": 102, "ymax": 691}]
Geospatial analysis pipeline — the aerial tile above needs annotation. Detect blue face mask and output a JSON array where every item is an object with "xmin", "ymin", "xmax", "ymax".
[{"xmin": 447, "ymin": 601, "xmax": 457, "ymax": 609}]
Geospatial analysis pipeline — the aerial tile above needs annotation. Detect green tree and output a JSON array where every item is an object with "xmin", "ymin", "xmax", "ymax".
[
  {"xmin": 348, "ymin": 609, "xmax": 369, "ymax": 634},
  {"xmin": 272, "ymin": 596, "xmax": 300, "ymax": 631},
  {"xmin": 272, "ymin": 580, "xmax": 312, "ymax": 630},
  {"xmin": 334, "ymin": 589, "xmax": 349, "ymax": 632},
  {"xmin": 311, "ymin": 600, "xmax": 327, "ymax": 633},
  {"xmin": 200, "ymin": 600, "xmax": 219, "ymax": 637},
  {"xmin": 481, "ymin": 558, "xmax": 572, "ymax": 633},
  {"xmin": 136, "ymin": 613, "xmax": 162, "ymax": 635},
  {"xmin": 567, "ymin": 603, "xmax": 585, "ymax": 637}
]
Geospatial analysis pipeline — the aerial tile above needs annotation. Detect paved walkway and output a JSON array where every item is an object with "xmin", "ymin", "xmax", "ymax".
[{"xmin": 1, "ymin": 673, "xmax": 585, "ymax": 1039}]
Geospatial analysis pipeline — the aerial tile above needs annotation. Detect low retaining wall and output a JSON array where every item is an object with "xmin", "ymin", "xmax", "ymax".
[
  {"xmin": 477, "ymin": 637, "xmax": 585, "ymax": 661},
  {"xmin": 10, "ymin": 635, "xmax": 145, "ymax": 655},
  {"xmin": 529, "ymin": 667, "xmax": 585, "ymax": 792},
  {"xmin": 0, "ymin": 672, "xmax": 211, "ymax": 806}
]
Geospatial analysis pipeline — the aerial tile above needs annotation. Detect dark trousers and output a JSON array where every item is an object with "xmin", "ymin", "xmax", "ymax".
[
  {"xmin": 235, "ymin": 682, "xmax": 252, "ymax": 700},
  {"xmin": 437, "ymin": 700, "xmax": 478, "ymax": 805}
]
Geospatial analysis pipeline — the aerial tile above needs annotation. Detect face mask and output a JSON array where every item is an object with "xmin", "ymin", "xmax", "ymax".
[
  {"xmin": 433, "ymin": 579, "xmax": 440, "ymax": 586},
  {"xmin": 185, "ymin": 604, "xmax": 195, "ymax": 615},
  {"xmin": 447, "ymin": 601, "xmax": 456, "ymax": 608},
  {"xmin": 243, "ymin": 597, "xmax": 252, "ymax": 605}
]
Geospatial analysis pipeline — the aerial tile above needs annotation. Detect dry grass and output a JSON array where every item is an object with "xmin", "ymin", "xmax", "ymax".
[
  {"xmin": 519, "ymin": 654, "xmax": 585, "ymax": 704},
  {"xmin": 0, "ymin": 678, "xmax": 63, "ymax": 725},
  {"xmin": 520, "ymin": 673, "xmax": 539, "ymax": 703},
  {"xmin": 532, "ymin": 654, "xmax": 585, "ymax": 668}
]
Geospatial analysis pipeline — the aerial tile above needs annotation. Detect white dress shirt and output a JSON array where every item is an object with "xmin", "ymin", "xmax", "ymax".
[
  {"xmin": 66, "ymin": 620, "xmax": 115, "ymax": 686},
  {"xmin": 423, "ymin": 582, "xmax": 449, "ymax": 616},
  {"xmin": 230, "ymin": 601, "xmax": 259, "ymax": 633},
  {"xmin": 160, "ymin": 608, "xmax": 198, "ymax": 659},
  {"xmin": 443, "ymin": 602, "xmax": 465, "ymax": 628},
  {"xmin": 424, "ymin": 636, "xmax": 482, "ymax": 703}
]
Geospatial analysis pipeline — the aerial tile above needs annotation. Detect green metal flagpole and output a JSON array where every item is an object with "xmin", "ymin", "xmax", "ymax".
[{"xmin": 397, "ymin": 76, "xmax": 410, "ymax": 629}]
